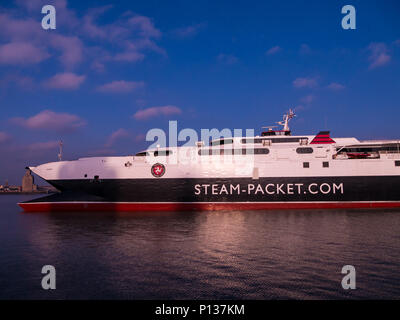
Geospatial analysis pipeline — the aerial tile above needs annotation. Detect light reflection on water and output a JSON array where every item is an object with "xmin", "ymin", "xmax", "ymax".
[{"xmin": 1, "ymin": 195, "xmax": 400, "ymax": 299}]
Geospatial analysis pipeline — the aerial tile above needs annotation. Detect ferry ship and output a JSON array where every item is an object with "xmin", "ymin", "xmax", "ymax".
[{"xmin": 19, "ymin": 110, "xmax": 400, "ymax": 212}]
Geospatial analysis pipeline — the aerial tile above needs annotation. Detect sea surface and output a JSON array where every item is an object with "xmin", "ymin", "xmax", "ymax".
[{"xmin": 1, "ymin": 194, "xmax": 400, "ymax": 299}]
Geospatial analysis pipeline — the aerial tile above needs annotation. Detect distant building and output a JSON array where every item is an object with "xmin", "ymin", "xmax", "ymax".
[{"xmin": 22, "ymin": 169, "xmax": 36, "ymax": 192}]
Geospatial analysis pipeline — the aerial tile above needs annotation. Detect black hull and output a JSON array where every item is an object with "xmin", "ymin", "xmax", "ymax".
[{"xmin": 44, "ymin": 175, "xmax": 400, "ymax": 203}]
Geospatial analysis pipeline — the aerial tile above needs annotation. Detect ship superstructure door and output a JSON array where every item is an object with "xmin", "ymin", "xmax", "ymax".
[{"xmin": 314, "ymin": 146, "xmax": 328, "ymax": 158}]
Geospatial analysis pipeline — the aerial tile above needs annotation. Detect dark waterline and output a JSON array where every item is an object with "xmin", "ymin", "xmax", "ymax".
[{"xmin": 1, "ymin": 195, "xmax": 400, "ymax": 299}]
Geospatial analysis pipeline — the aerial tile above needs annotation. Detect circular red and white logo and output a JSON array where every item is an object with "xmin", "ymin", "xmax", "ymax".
[{"xmin": 151, "ymin": 163, "xmax": 165, "ymax": 177}]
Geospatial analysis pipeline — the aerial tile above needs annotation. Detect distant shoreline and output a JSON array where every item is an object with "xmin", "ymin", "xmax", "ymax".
[{"xmin": 0, "ymin": 191, "xmax": 58, "ymax": 195}]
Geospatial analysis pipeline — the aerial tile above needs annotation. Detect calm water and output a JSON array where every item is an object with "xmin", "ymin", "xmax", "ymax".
[{"xmin": 1, "ymin": 195, "xmax": 400, "ymax": 299}]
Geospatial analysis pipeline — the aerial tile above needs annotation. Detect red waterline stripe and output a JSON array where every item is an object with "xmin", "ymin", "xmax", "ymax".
[{"xmin": 18, "ymin": 201, "xmax": 400, "ymax": 212}]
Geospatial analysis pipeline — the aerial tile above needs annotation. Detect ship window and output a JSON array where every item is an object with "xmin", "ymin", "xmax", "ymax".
[
  {"xmin": 220, "ymin": 149, "xmax": 228, "ymax": 155},
  {"xmin": 242, "ymin": 138, "xmax": 260, "ymax": 144},
  {"xmin": 382, "ymin": 145, "xmax": 400, "ymax": 153},
  {"xmin": 323, "ymin": 162, "xmax": 329, "ymax": 168},
  {"xmin": 154, "ymin": 150, "xmax": 172, "ymax": 157},
  {"xmin": 84, "ymin": 174, "xmax": 87, "ymax": 178},
  {"xmin": 303, "ymin": 162, "xmax": 309, "ymax": 168},
  {"xmin": 135, "ymin": 151, "xmax": 149, "ymax": 157},
  {"xmin": 211, "ymin": 149, "xmax": 219, "ymax": 155},
  {"xmin": 395, "ymin": 161, "xmax": 400, "ymax": 167},
  {"xmin": 254, "ymin": 148, "xmax": 270, "ymax": 154},
  {"xmin": 210, "ymin": 139, "xmax": 233, "ymax": 146},
  {"xmin": 231, "ymin": 148, "xmax": 270, "ymax": 155},
  {"xmin": 297, "ymin": 147, "xmax": 313, "ymax": 154},
  {"xmin": 230, "ymin": 149, "xmax": 246, "ymax": 155},
  {"xmin": 198, "ymin": 149, "xmax": 219, "ymax": 155}
]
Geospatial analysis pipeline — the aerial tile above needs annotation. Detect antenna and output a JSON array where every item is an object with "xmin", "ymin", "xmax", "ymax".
[
  {"xmin": 58, "ymin": 140, "xmax": 63, "ymax": 161},
  {"xmin": 262, "ymin": 125, "xmax": 277, "ymax": 131},
  {"xmin": 276, "ymin": 109, "xmax": 296, "ymax": 131}
]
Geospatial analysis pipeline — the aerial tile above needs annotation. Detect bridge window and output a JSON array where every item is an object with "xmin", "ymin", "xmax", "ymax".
[
  {"xmin": 135, "ymin": 152, "xmax": 149, "ymax": 157},
  {"xmin": 154, "ymin": 150, "xmax": 173, "ymax": 156}
]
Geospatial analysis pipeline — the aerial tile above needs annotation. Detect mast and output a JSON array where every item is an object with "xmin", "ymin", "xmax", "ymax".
[
  {"xmin": 58, "ymin": 140, "xmax": 63, "ymax": 161},
  {"xmin": 277, "ymin": 109, "xmax": 296, "ymax": 131}
]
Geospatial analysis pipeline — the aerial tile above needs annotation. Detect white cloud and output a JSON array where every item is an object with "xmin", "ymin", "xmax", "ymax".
[
  {"xmin": 299, "ymin": 44, "xmax": 311, "ymax": 55},
  {"xmin": 293, "ymin": 77, "xmax": 318, "ymax": 88},
  {"xmin": 266, "ymin": 46, "xmax": 281, "ymax": 55},
  {"xmin": 217, "ymin": 53, "xmax": 238, "ymax": 65},
  {"xmin": 300, "ymin": 94, "xmax": 315, "ymax": 104},
  {"xmin": 27, "ymin": 141, "xmax": 60, "ymax": 151},
  {"xmin": 97, "ymin": 80, "xmax": 145, "ymax": 93},
  {"xmin": 327, "ymin": 82, "xmax": 345, "ymax": 90},
  {"xmin": 0, "ymin": 42, "xmax": 49, "ymax": 65},
  {"xmin": 368, "ymin": 42, "xmax": 391, "ymax": 69},
  {"xmin": 173, "ymin": 22, "xmax": 207, "ymax": 38},
  {"xmin": 105, "ymin": 129, "xmax": 130, "ymax": 147},
  {"xmin": 11, "ymin": 110, "xmax": 86, "ymax": 132},
  {"xmin": 0, "ymin": 132, "xmax": 11, "ymax": 143},
  {"xmin": 43, "ymin": 72, "xmax": 86, "ymax": 90},
  {"xmin": 133, "ymin": 105, "xmax": 182, "ymax": 120}
]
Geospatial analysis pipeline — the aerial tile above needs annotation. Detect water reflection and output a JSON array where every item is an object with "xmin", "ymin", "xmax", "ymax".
[{"xmin": 2, "ymin": 196, "xmax": 400, "ymax": 299}]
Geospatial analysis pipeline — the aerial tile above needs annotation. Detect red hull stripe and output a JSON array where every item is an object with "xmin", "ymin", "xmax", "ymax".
[{"xmin": 18, "ymin": 201, "xmax": 400, "ymax": 212}]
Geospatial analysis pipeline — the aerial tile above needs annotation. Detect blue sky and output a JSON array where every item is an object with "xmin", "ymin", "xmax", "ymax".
[{"xmin": 0, "ymin": 0, "xmax": 400, "ymax": 184}]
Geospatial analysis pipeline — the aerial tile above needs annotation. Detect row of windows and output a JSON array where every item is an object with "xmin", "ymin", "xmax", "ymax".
[
  {"xmin": 209, "ymin": 137, "xmax": 310, "ymax": 145},
  {"xmin": 304, "ymin": 161, "xmax": 400, "ymax": 168},
  {"xmin": 135, "ymin": 150, "xmax": 173, "ymax": 157},
  {"xmin": 337, "ymin": 145, "xmax": 400, "ymax": 153},
  {"xmin": 241, "ymin": 137, "xmax": 308, "ymax": 144},
  {"xmin": 202, "ymin": 146, "xmax": 314, "ymax": 155},
  {"xmin": 303, "ymin": 162, "xmax": 329, "ymax": 168},
  {"xmin": 137, "ymin": 148, "xmax": 270, "ymax": 157},
  {"xmin": 198, "ymin": 148, "xmax": 270, "ymax": 156},
  {"xmin": 136, "ymin": 147, "xmax": 314, "ymax": 157}
]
